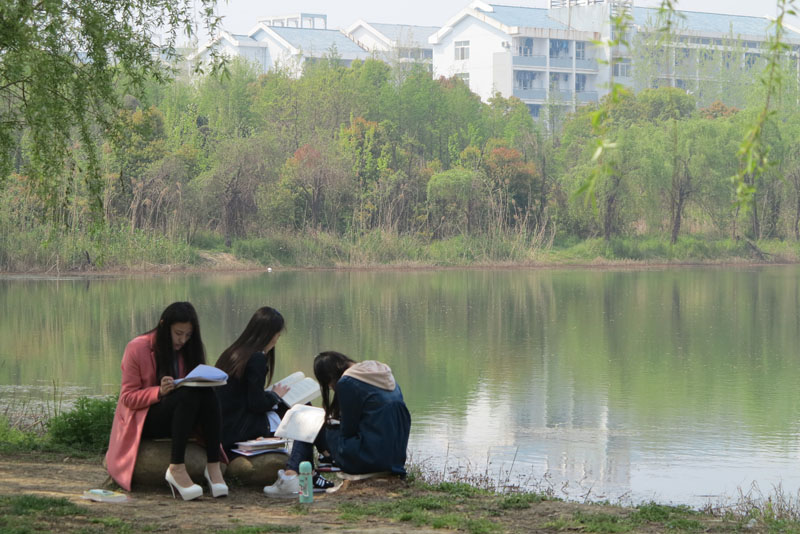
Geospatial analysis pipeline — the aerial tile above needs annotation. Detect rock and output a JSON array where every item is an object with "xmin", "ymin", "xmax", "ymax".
[
  {"xmin": 225, "ymin": 453, "xmax": 288, "ymax": 486},
  {"xmin": 132, "ymin": 439, "xmax": 223, "ymax": 487}
]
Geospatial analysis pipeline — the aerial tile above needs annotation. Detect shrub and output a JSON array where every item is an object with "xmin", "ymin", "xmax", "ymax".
[
  {"xmin": 47, "ymin": 396, "xmax": 117, "ymax": 452},
  {"xmin": 0, "ymin": 417, "xmax": 38, "ymax": 451}
]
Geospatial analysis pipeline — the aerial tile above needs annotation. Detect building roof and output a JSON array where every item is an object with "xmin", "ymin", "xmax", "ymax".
[
  {"xmin": 472, "ymin": 3, "xmax": 800, "ymax": 41},
  {"xmin": 366, "ymin": 23, "xmax": 439, "ymax": 45},
  {"xmin": 483, "ymin": 4, "xmax": 570, "ymax": 31},
  {"xmin": 633, "ymin": 7, "xmax": 800, "ymax": 40},
  {"xmin": 268, "ymin": 26, "xmax": 369, "ymax": 59}
]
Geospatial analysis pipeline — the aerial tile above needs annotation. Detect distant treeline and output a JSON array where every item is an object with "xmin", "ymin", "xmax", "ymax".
[{"xmin": 3, "ymin": 52, "xmax": 800, "ymax": 270}]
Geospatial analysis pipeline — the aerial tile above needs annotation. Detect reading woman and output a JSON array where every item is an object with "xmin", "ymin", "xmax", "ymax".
[
  {"xmin": 215, "ymin": 306, "xmax": 287, "ymax": 451},
  {"xmin": 264, "ymin": 351, "xmax": 411, "ymax": 497},
  {"xmin": 106, "ymin": 302, "xmax": 228, "ymax": 500},
  {"xmin": 215, "ymin": 306, "xmax": 333, "ymax": 491}
]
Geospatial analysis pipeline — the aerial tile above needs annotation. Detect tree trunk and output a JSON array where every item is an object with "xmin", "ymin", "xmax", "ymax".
[{"xmin": 603, "ymin": 175, "xmax": 621, "ymax": 241}]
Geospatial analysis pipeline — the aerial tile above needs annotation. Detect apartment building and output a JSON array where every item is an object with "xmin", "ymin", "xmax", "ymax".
[
  {"xmin": 345, "ymin": 21, "xmax": 439, "ymax": 63},
  {"xmin": 430, "ymin": 0, "xmax": 800, "ymax": 117},
  {"xmin": 191, "ymin": 13, "xmax": 370, "ymax": 76}
]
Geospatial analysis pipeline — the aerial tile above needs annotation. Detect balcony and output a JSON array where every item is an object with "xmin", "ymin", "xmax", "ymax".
[
  {"xmin": 513, "ymin": 87, "xmax": 547, "ymax": 100},
  {"xmin": 549, "ymin": 89, "xmax": 574, "ymax": 101},
  {"xmin": 576, "ymin": 91, "xmax": 598, "ymax": 103},
  {"xmin": 549, "ymin": 57, "xmax": 572, "ymax": 69},
  {"xmin": 513, "ymin": 55, "xmax": 547, "ymax": 67},
  {"xmin": 575, "ymin": 58, "xmax": 598, "ymax": 71}
]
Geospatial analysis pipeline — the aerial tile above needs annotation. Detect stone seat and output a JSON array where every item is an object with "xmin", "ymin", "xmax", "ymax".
[{"xmin": 131, "ymin": 439, "xmax": 287, "ymax": 487}]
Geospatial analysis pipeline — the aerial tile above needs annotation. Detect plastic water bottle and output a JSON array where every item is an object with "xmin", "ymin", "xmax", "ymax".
[{"xmin": 298, "ymin": 461, "xmax": 313, "ymax": 503}]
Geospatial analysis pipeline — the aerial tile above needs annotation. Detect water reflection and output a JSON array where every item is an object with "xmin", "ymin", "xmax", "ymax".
[{"xmin": 2, "ymin": 267, "xmax": 800, "ymax": 505}]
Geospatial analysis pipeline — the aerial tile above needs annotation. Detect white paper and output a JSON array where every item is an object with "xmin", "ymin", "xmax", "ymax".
[
  {"xmin": 174, "ymin": 364, "xmax": 228, "ymax": 385},
  {"xmin": 274, "ymin": 405, "xmax": 325, "ymax": 442}
]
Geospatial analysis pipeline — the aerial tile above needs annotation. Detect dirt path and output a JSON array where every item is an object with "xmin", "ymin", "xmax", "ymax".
[
  {"xmin": 0, "ymin": 454, "xmax": 453, "ymax": 533},
  {"xmin": 0, "ymin": 453, "xmax": 749, "ymax": 534}
]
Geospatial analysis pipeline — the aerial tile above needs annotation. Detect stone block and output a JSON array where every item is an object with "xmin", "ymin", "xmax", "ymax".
[
  {"xmin": 225, "ymin": 453, "xmax": 288, "ymax": 486},
  {"xmin": 132, "ymin": 439, "xmax": 222, "ymax": 487}
]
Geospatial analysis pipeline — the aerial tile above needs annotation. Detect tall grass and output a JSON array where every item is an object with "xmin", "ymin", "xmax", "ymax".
[
  {"xmin": 0, "ymin": 224, "xmax": 196, "ymax": 272},
  {"xmin": 3, "ymin": 222, "xmax": 798, "ymax": 271}
]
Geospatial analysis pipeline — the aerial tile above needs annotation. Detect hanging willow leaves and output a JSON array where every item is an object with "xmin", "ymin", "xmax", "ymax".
[
  {"xmin": 731, "ymin": 0, "xmax": 798, "ymax": 212},
  {"xmin": 0, "ymin": 0, "xmax": 223, "ymax": 220}
]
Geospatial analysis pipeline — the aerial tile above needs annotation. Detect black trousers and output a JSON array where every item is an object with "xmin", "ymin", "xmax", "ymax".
[{"xmin": 142, "ymin": 387, "xmax": 222, "ymax": 464}]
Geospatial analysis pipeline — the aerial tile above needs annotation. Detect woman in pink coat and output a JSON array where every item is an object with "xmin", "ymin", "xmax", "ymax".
[{"xmin": 105, "ymin": 302, "xmax": 227, "ymax": 500}]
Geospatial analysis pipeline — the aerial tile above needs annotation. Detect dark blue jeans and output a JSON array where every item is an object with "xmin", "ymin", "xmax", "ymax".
[{"xmin": 287, "ymin": 426, "xmax": 337, "ymax": 471}]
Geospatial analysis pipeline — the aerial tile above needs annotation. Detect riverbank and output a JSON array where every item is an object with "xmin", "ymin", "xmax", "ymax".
[
  {"xmin": 0, "ymin": 452, "xmax": 775, "ymax": 534},
  {"xmin": 2, "ymin": 245, "xmax": 798, "ymax": 277},
  {"xmin": 3, "ymin": 225, "xmax": 799, "ymax": 274}
]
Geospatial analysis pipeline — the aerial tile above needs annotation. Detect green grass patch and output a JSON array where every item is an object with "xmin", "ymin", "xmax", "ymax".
[
  {"xmin": 497, "ymin": 492, "xmax": 549, "ymax": 509},
  {"xmin": 427, "ymin": 481, "xmax": 489, "ymax": 498},
  {"xmin": 336, "ymin": 491, "xmax": 504, "ymax": 534},
  {"xmin": 1, "ymin": 495, "xmax": 83, "ymax": 516},
  {"xmin": 217, "ymin": 525, "xmax": 301, "ymax": 534},
  {"xmin": 545, "ymin": 503, "xmax": 707, "ymax": 534},
  {"xmin": 87, "ymin": 516, "xmax": 137, "ymax": 534},
  {"xmin": 191, "ymin": 230, "xmax": 228, "ymax": 251},
  {"xmin": 0, "ymin": 495, "xmax": 84, "ymax": 534},
  {"xmin": 571, "ymin": 511, "xmax": 632, "ymax": 533},
  {"xmin": 0, "ymin": 224, "xmax": 196, "ymax": 271},
  {"xmin": 0, "ymin": 417, "xmax": 39, "ymax": 452}
]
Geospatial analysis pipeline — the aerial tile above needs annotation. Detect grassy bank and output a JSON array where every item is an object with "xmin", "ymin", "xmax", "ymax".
[
  {"xmin": 3, "ymin": 226, "xmax": 800, "ymax": 273},
  {"xmin": 0, "ymin": 224, "xmax": 195, "ymax": 273},
  {"xmin": 0, "ymin": 453, "xmax": 796, "ymax": 534},
  {"xmin": 2, "ymin": 400, "xmax": 800, "ymax": 533}
]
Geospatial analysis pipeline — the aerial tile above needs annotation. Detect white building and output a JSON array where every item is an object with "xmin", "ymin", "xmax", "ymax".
[
  {"xmin": 345, "ymin": 21, "xmax": 439, "ymax": 63},
  {"xmin": 430, "ymin": 0, "xmax": 800, "ymax": 117},
  {"xmin": 192, "ymin": 13, "xmax": 370, "ymax": 76}
]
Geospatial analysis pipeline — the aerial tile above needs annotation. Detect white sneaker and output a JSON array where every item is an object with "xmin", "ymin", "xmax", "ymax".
[{"xmin": 263, "ymin": 470, "xmax": 300, "ymax": 498}]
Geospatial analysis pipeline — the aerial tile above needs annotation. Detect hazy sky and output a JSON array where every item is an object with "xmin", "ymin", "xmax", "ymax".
[{"xmin": 214, "ymin": 1, "xmax": 788, "ymax": 34}]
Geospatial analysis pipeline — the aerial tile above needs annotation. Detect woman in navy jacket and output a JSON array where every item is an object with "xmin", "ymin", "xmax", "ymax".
[{"xmin": 264, "ymin": 351, "xmax": 411, "ymax": 496}]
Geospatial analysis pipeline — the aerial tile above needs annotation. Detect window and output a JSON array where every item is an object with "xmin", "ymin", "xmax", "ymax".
[
  {"xmin": 613, "ymin": 58, "xmax": 632, "ymax": 78},
  {"xmin": 611, "ymin": 30, "xmax": 631, "ymax": 44},
  {"xmin": 549, "ymin": 72, "xmax": 569, "ymax": 89},
  {"xmin": 575, "ymin": 41, "xmax": 586, "ymax": 60},
  {"xmin": 675, "ymin": 47, "xmax": 691, "ymax": 67},
  {"xmin": 515, "ymin": 70, "xmax": 539, "ymax": 90},
  {"xmin": 454, "ymin": 41, "xmax": 470, "ymax": 60},
  {"xmin": 549, "ymin": 39, "xmax": 569, "ymax": 59},
  {"xmin": 745, "ymin": 52, "xmax": 761, "ymax": 69},
  {"xmin": 526, "ymin": 104, "xmax": 541, "ymax": 118},
  {"xmin": 575, "ymin": 73, "xmax": 587, "ymax": 92},
  {"xmin": 518, "ymin": 38, "xmax": 534, "ymax": 57},
  {"xmin": 455, "ymin": 72, "xmax": 470, "ymax": 86}
]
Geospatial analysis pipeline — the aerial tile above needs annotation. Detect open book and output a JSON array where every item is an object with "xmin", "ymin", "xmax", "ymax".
[
  {"xmin": 274, "ymin": 405, "xmax": 325, "ymax": 442},
  {"xmin": 267, "ymin": 371, "xmax": 320, "ymax": 406},
  {"xmin": 81, "ymin": 489, "xmax": 128, "ymax": 503},
  {"xmin": 174, "ymin": 364, "xmax": 228, "ymax": 388}
]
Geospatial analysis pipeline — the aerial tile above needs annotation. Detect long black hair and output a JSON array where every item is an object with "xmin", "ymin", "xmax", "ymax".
[
  {"xmin": 216, "ymin": 307, "xmax": 285, "ymax": 382},
  {"xmin": 150, "ymin": 301, "xmax": 205, "ymax": 380},
  {"xmin": 313, "ymin": 351, "xmax": 355, "ymax": 422}
]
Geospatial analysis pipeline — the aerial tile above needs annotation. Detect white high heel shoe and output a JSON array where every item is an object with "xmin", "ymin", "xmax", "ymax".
[
  {"xmin": 165, "ymin": 468, "xmax": 203, "ymax": 501},
  {"xmin": 204, "ymin": 466, "xmax": 229, "ymax": 498}
]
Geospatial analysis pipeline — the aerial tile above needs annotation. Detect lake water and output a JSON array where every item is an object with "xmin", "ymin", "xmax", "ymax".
[{"xmin": 2, "ymin": 267, "xmax": 800, "ymax": 506}]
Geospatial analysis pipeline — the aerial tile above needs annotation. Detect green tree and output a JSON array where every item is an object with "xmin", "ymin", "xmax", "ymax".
[
  {"xmin": 0, "ymin": 0, "xmax": 221, "ymax": 219},
  {"xmin": 426, "ymin": 168, "xmax": 484, "ymax": 237}
]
